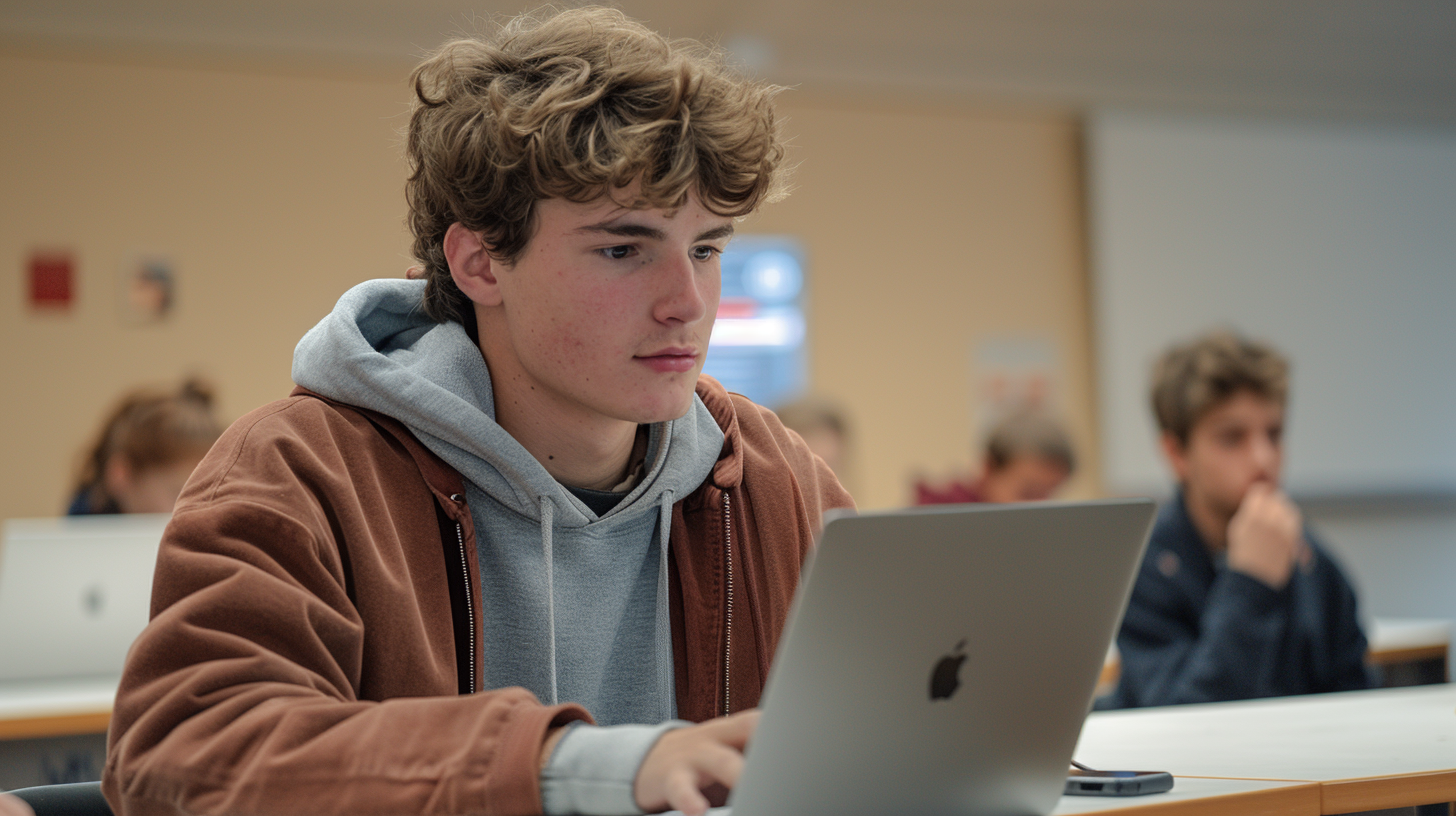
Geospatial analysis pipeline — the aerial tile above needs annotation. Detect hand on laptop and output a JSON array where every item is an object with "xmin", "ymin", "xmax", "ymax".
[
  {"xmin": 1227, "ymin": 482, "xmax": 1305, "ymax": 590},
  {"xmin": 634, "ymin": 709, "xmax": 758, "ymax": 815},
  {"xmin": 0, "ymin": 794, "xmax": 35, "ymax": 816}
]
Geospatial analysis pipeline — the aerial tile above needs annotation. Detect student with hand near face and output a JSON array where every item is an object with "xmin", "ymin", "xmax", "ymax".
[{"xmin": 1103, "ymin": 331, "xmax": 1369, "ymax": 709}]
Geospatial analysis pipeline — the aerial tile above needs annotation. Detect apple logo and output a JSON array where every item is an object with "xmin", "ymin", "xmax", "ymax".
[
  {"xmin": 82, "ymin": 584, "xmax": 106, "ymax": 618},
  {"xmin": 929, "ymin": 638, "xmax": 968, "ymax": 701}
]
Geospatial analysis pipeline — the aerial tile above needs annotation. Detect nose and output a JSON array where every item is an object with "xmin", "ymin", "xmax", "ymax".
[
  {"xmin": 652, "ymin": 251, "xmax": 712, "ymax": 325},
  {"xmin": 1250, "ymin": 431, "xmax": 1280, "ymax": 476}
]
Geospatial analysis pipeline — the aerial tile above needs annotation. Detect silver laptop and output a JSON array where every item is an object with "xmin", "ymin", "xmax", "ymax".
[
  {"xmin": 726, "ymin": 498, "xmax": 1155, "ymax": 816},
  {"xmin": 0, "ymin": 514, "xmax": 168, "ymax": 684}
]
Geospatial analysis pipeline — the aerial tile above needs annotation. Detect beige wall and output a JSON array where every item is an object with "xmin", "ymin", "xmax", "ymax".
[
  {"xmin": 746, "ymin": 100, "xmax": 1099, "ymax": 507},
  {"xmin": 0, "ymin": 51, "xmax": 1097, "ymax": 521}
]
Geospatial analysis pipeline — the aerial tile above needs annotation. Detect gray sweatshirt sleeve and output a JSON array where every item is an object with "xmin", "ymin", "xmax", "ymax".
[{"xmin": 541, "ymin": 721, "xmax": 691, "ymax": 816}]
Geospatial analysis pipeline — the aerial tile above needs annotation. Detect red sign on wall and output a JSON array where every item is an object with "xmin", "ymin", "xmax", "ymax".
[{"xmin": 29, "ymin": 251, "xmax": 75, "ymax": 309}]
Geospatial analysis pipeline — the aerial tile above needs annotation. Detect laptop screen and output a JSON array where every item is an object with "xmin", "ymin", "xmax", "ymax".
[{"xmin": 0, "ymin": 515, "xmax": 168, "ymax": 684}]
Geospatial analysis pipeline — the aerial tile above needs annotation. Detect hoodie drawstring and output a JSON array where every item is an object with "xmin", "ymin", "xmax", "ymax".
[
  {"xmin": 540, "ymin": 495, "xmax": 559, "ymax": 706},
  {"xmin": 656, "ymin": 490, "xmax": 675, "ymax": 720}
]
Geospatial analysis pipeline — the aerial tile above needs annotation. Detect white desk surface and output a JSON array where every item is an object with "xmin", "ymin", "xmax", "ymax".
[
  {"xmin": 1052, "ymin": 777, "xmax": 1320, "ymax": 815},
  {"xmin": 1075, "ymin": 683, "xmax": 1456, "ymax": 813},
  {"xmin": 669, "ymin": 779, "xmax": 1319, "ymax": 816},
  {"xmin": 0, "ymin": 677, "xmax": 117, "ymax": 719},
  {"xmin": 0, "ymin": 677, "xmax": 117, "ymax": 739},
  {"xmin": 1368, "ymin": 617, "xmax": 1452, "ymax": 652}
]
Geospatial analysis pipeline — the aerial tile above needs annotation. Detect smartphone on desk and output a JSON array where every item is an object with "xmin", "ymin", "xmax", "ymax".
[{"xmin": 1065, "ymin": 768, "xmax": 1174, "ymax": 796}]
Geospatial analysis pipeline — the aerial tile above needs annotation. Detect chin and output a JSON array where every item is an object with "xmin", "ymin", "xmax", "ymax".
[{"xmin": 633, "ymin": 390, "xmax": 698, "ymax": 424}]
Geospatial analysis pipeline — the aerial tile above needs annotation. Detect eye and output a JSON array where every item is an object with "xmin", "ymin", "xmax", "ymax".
[
  {"xmin": 691, "ymin": 245, "xmax": 721, "ymax": 262},
  {"xmin": 600, "ymin": 245, "xmax": 636, "ymax": 260}
]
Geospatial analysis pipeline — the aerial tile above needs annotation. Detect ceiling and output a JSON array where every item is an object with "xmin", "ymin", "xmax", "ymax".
[{"xmin": 2, "ymin": 0, "xmax": 1454, "ymax": 123}]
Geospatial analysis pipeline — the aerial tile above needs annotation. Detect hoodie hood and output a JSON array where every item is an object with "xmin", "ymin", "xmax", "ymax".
[{"xmin": 292, "ymin": 278, "xmax": 722, "ymax": 527}]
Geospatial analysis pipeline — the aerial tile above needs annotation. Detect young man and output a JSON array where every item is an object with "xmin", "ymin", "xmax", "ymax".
[
  {"xmin": 914, "ymin": 411, "xmax": 1075, "ymax": 505},
  {"xmin": 102, "ymin": 9, "xmax": 851, "ymax": 816},
  {"xmin": 1103, "ymin": 331, "xmax": 1368, "ymax": 709}
]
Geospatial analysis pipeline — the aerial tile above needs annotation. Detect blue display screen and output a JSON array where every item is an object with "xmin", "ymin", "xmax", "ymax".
[{"xmin": 702, "ymin": 236, "xmax": 807, "ymax": 408}]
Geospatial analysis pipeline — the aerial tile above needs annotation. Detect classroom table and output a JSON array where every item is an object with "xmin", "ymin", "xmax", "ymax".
[
  {"xmin": 0, "ymin": 678, "xmax": 1332, "ymax": 816},
  {"xmin": 1368, "ymin": 619, "xmax": 1452, "ymax": 684},
  {"xmin": 1098, "ymin": 616, "xmax": 1452, "ymax": 695},
  {"xmin": 1052, "ymin": 777, "xmax": 1320, "ymax": 816},
  {"xmin": 0, "ymin": 678, "xmax": 116, "ymax": 741},
  {"xmin": 667, "ymin": 779, "xmax": 1321, "ymax": 816},
  {"xmin": 3, "ymin": 680, "xmax": 1452, "ymax": 815},
  {"xmin": 1074, "ymin": 683, "xmax": 1456, "ymax": 814}
]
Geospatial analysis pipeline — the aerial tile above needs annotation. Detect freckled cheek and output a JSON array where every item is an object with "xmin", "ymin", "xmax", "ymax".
[{"xmin": 531, "ymin": 294, "xmax": 622, "ymax": 369}]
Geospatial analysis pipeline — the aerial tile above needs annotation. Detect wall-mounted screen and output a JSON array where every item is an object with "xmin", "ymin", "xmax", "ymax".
[{"xmin": 703, "ymin": 236, "xmax": 807, "ymax": 408}]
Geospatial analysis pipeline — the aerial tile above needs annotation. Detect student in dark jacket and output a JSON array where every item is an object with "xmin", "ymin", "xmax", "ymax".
[{"xmin": 1104, "ymin": 331, "xmax": 1370, "ymax": 709}]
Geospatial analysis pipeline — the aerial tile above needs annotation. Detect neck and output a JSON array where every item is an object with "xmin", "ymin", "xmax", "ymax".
[
  {"xmin": 1180, "ymin": 485, "xmax": 1231, "ymax": 553},
  {"xmin": 496, "ymin": 391, "xmax": 639, "ymax": 489},
  {"xmin": 477, "ymin": 332, "xmax": 638, "ymax": 492}
]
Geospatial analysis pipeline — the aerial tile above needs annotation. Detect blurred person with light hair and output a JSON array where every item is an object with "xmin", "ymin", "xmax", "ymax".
[
  {"xmin": 914, "ymin": 409, "xmax": 1075, "ymax": 505},
  {"xmin": 1103, "ymin": 330, "xmax": 1368, "ymax": 709},
  {"xmin": 774, "ymin": 396, "xmax": 851, "ymax": 480}
]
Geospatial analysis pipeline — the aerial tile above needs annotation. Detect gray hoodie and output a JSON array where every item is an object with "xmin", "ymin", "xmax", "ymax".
[{"xmin": 293, "ymin": 279, "xmax": 723, "ymax": 814}]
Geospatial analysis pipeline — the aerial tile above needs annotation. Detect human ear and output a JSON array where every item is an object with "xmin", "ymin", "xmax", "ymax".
[
  {"xmin": 444, "ymin": 223, "xmax": 503, "ymax": 307},
  {"xmin": 1159, "ymin": 432, "xmax": 1191, "ymax": 483}
]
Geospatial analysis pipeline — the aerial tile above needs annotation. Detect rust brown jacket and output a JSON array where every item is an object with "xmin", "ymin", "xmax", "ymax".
[{"xmin": 103, "ymin": 378, "xmax": 852, "ymax": 816}]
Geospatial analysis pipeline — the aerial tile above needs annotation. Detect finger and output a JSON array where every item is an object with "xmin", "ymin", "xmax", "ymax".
[
  {"xmin": 1250, "ymin": 484, "xmax": 1280, "ymax": 512},
  {"xmin": 0, "ymin": 796, "xmax": 35, "ymax": 816},
  {"xmin": 710, "ymin": 709, "xmax": 760, "ymax": 749},
  {"xmin": 665, "ymin": 767, "xmax": 710, "ymax": 816},
  {"xmin": 1248, "ymin": 484, "xmax": 1284, "ymax": 517},
  {"xmin": 691, "ymin": 740, "xmax": 748, "ymax": 790}
]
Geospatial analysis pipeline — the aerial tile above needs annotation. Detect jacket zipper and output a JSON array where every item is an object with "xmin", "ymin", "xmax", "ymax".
[
  {"xmin": 722, "ymin": 491, "xmax": 734, "ymax": 716},
  {"xmin": 455, "ymin": 519, "xmax": 477, "ymax": 694}
]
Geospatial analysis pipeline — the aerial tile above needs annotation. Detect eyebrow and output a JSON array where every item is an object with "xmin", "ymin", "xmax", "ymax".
[{"xmin": 577, "ymin": 221, "xmax": 736, "ymax": 243}]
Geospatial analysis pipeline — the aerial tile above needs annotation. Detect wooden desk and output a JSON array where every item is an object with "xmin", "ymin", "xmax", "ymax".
[
  {"xmin": 0, "ymin": 678, "xmax": 116, "ymax": 741},
  {"xmin": 1099, "ymin": 616, "xmax": 1453, "ymax": 694},
  {"xmin": 1368, "ymin": 618, "xmax": 1451, "ymax": 685},
  {"xmin": 675, "ymin": 779, "xmax": 1320, "ymax": 816},
  {"xmin": 1075, "ymin": 683, "xmax": 1456, "ymax": 814},
  {"xmin": 4, "ymin": 679, "xmax": 1443, "ymax": 815},
  {"xmin": 1053, "ymin": 778, "xmax": 1320, "ymax": 816}
]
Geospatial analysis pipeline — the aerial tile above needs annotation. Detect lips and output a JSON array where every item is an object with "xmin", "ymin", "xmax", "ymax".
[{"xmin": 636, "ymin": 346, "xmax": 700, "ymax": 373}]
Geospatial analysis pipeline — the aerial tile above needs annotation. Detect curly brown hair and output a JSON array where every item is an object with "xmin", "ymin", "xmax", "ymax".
[
  {"xmin": 406, "ymin": 6, "xmax": 788, "ymax": 324},
  {"xmin": 1150, "ymin": 330, "xmax": 1289, "ymax": 446}
]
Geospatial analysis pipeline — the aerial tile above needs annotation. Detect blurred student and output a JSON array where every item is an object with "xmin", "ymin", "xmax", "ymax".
[
  {"xmin": 914, "ymin": 410, "xmax": 1075, "ymax": 504},
  {"xmin": 775, "ymin": 396, "xmax": 851, "ymax": 478},
  {"xmin": 67, "ymin": 378, "xmax": 222, "ymax": 515},
  {"xmin": 1103, "ymin": 331, "xmax": 1368, "ymax": 709}
]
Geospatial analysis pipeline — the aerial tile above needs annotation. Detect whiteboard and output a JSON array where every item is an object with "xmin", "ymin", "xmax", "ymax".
[{"xmin": 1088, "ymin": 111, "xmax": 1456, "ymax": 498}]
